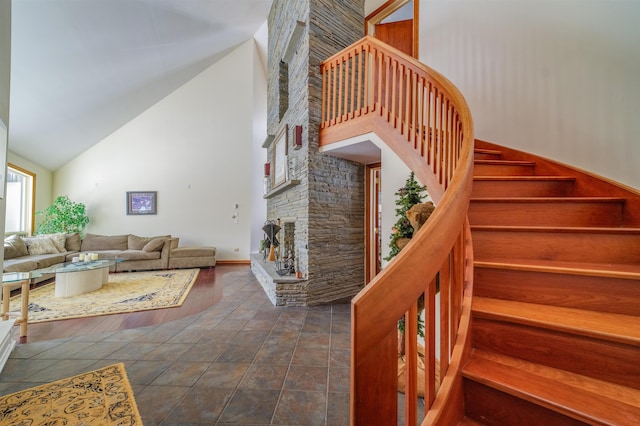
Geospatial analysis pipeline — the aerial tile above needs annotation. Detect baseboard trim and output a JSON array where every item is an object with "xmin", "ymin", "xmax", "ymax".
[{"xmin": 216, "ymin": 260, "xmax": 250, "ymax": 265}]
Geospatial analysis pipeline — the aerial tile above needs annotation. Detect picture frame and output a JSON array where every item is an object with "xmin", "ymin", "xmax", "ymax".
[
  {"xmin": 272, "ymin": 125, "xmax": 288, "ymax": 189},
  {"xmin": 127, "ymin": 191, "xmax": 157, "ymax": 215}
]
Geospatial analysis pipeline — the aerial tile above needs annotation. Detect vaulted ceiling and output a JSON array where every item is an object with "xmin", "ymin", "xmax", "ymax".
[{"xmin": 9, "ymin": 0, "xmax": 272, "ymax": 170}]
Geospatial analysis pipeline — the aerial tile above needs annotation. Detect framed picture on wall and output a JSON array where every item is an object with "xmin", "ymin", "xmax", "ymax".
[
  {"xmin": 272, "ymin": 125, "xmax": 288, "ymax": 188},
  {"xmin": 127, "ymin": 191, "xmax": 157, "ymax": 215}
]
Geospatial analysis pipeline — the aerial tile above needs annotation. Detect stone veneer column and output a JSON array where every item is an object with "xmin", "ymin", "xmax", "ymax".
[{"xmin": 264, "ymin": 0, "xmax": 365, "ymax": 305}]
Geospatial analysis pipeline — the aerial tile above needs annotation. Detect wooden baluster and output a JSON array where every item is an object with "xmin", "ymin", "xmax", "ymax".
[
  {"xmin": 440, "ymin": 256, "xmax": 451, "ymax": 378},
  {"xmin": 427, "ymin": 82, "xmax": 435, "ymax": 166},
  {"xmin": 358, "ymin": 46, "xmax": 374, "ymax": 112},
  {"xmin": 417, "ymin": 77, "xmax": 424, "ymax": 156},
  {"xmin": 350, "ymin": 48, "xmax": 356, "ymax": 119},
  {"xmin": 331, "ymin": 62, "xmax": 337, "ymax": 126},
  {"xmin": 337, "ymin": 59, "xmax": 344, "ymax": 122},
  {"xmin": 425, "ymin": 277, "xmax": 437, "ymax": 408},
  {"xmin": 405, "ymin": 302, "xmax": 418, "ymax": 426}
]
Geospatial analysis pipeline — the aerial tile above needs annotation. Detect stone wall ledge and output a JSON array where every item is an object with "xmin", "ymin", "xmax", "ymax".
[{"xmin": 250, "ymin": 253, "xmax": 304, "ymax": 283}]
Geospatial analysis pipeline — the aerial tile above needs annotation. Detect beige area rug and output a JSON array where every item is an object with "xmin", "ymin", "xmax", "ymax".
[
  {"xmin": 9, "ymin": 269, "xmax": 199, "ymax": 323},
  {"xmin": 0, "ymin": 363, "xmax": 142, "ymax": 425}
]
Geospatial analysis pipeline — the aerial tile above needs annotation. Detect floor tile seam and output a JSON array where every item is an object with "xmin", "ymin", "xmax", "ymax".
[
  {"xmin": 325, "ymin": 307, "xmax": 339, "ymax": 426},
  {"xmin": 210, "ymin": 305, "xmax": 285, "ymax": 425},
  {"xmin": 269, "ymin": 309, "xmax": 308, "ymax": 425}
]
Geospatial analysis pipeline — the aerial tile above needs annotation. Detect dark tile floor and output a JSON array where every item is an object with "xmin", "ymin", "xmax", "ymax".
[{"xmin": 0, "ymin": 268, "xmax": 351, "ymax": 425}]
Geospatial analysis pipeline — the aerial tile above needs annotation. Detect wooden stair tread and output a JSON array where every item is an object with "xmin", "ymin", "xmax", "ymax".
[
  {"xmin": 463, "ymin": 350, "xmax": 640, "ymax": 425},
  {"xmin": 472, "ymin": 297, "xmax": 640, "ymax": 346},
  {"xmin": 474, "ymin": 148, "xmax": 501, "ymax": 156},
  {"xmin": 474, "ymin": 159, "xmax": 535, "ymax": 166},
  {"xmin": 474, "ymin": 260, "xmax": 640, "ymax": 280},
  {"xmin": 470, "ymin": 224, "xmax": 640, "ymax": 234},
  {"xmin": 470, "ymin": 196, "xmax": 626, "ymax": 203},
  {"xmin": 473, "ymin": 175, "xmax": 575, "ymax": 181}
]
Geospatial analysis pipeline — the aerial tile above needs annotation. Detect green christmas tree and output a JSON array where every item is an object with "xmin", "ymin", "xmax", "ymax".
[
  {"xmin": 385, "ymin": 172, "xmax": 428, "ymax": 342},
  {"xmin": 385, "ymin": 172, "xmax": 427, "ymax": 262}
]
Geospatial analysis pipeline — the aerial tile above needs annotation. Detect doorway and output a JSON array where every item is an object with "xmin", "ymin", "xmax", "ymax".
[
  {"xmin": 365, "ymin": 164, "xmax": 382, "ymax": 284},
  {"xmin": 366, "ymin": 0, "xmax": 419, "ymax": 58}
]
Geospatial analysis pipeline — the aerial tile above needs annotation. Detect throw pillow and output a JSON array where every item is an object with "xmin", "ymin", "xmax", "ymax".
[
  {"xmin": 24, "ymin": 236, "xmax": 59, "ymax": 255},
  {"xmin": 128, "ymin": 234, "xmax": 149, "ymax": 250},
  {"xmin": 142, "ymin": 238, "xmax": 164, "ymax": 252},
  {"xmin": 38, "ymin": 232, "xmax": 67, "ymax": 253},
  {"xmin": 4, "ymin": 234, "xmax": 28, "ymax": 259},
  {"xmin": 65, "ymin": 233, "xmax": 82, "ymax": 252}
]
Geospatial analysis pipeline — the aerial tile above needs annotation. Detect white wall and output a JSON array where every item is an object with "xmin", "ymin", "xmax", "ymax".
[
  {"xmin": 251, "ymin": 29, "xmax": 268, "ymax": 253},
  {"xmin": 54, "ymin": 40, "xmax": 266, "ymax": 261},
  {"xmin": 421, "ymin": 0, "xmax": 640, "ymax": 189}
]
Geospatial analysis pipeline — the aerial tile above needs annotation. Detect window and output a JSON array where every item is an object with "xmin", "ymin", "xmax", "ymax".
[{"xmin": 5, "ymin": 164, "xmax": 35, "ymax": 235}]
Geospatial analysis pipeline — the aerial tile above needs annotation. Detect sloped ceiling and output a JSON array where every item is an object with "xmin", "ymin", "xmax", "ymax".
[{"xmin": 9, "ymin": 0, "xmax": 272, "ymax": 170}]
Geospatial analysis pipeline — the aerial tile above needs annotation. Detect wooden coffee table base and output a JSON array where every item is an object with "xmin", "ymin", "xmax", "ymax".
[{"xmin": 1, "ymin": 279, "xmax": 30, "ymax": 338}]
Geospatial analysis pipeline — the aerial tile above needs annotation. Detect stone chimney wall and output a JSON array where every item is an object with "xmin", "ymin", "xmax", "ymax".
[{"xmin": 263, "ymin": 0, "xmax": 365, "ymax": 305}]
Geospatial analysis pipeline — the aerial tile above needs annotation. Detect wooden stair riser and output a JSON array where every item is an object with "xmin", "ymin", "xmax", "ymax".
[
  {"xmin": 474, "ymin": 162, "xmax": 535, "ymax": 176},
  {"xmin": 471, "ymin": 229, "xmax": 640, "ymax": 265},
  {"xmin": 474, "ymin": 266, "xmax": 640, "ymax": 316},
  {"xmin": 471, "ymin": 317, "xmax": 640, "ymax": 390},
  {"xmin": 462, "ymin": 379, "xmax": 586, "ymax": 426},
  {"xmin": 473, "ymin": 152, "xmax": 501, "ymax": 161},
  {"xmin": 472, "ymin": 178, "xmax": 576, "ymax": 198},
  {"xmin": 469, "ymin": 199, "xmax": 625, "ymax": 227}
]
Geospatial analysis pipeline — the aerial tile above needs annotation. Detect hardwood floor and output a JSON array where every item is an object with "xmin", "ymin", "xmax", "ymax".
[{"xmin": 17, "ymin": 265, "xmax": 228, "ymax": 344}]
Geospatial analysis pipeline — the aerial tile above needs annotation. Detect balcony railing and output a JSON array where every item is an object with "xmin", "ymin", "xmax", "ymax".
[{"xmin": 319, "ymin": 36, "xmax": 475, "ymax": 425}]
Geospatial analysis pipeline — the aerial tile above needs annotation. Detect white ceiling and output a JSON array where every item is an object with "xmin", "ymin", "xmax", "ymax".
[{"xmin": 9, "ymin": 0, "xmax": 273, "ymax": 171}]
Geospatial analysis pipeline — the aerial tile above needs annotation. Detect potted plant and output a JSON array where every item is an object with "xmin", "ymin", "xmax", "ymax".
[
  {"xmin": 386, "ymin": 172, "xmax": 435, "ymax": 397},
  {"xmin": 36, "ymin": 195, "xmax": 90, "ymax": 236}
]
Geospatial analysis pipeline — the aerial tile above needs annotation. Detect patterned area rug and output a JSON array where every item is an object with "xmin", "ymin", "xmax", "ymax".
[
  {"xmin": 9, "ymin": 269, "xmax": 199, "ymax": 323},
  {"xmin": 0, "ymin": 363, "xmax": 142, "ymax": 425}
]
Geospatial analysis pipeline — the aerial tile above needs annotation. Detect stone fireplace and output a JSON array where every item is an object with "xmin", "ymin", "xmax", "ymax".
[{"xmin": 251, "ymin": 0, "xmax": 366, "ymax": 306}]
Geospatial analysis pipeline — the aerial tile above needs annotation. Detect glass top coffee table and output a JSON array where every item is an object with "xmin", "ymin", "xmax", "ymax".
[{"xmin": 54, "ymin": 259, "xmax": 120, "ymax": 298}]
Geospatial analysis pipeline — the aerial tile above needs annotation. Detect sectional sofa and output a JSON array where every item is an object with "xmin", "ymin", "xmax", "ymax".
[{"xmin": 3, "ymin": 233, "xmax": 216, "ymax": 283}]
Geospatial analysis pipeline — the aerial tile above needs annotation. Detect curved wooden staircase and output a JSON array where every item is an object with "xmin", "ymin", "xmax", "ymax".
[
  {"xmin": 319, "ymin": 35, "xmax": 640, "ymax": 424},
  {"xmin": 463, "ymin": 140, "xmax": 640, "ymax": 425}
]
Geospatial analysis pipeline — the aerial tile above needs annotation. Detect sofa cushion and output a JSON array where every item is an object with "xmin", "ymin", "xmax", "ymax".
[
  {"xmin": 4, "ymin": 234, "xmax": 28, "ymax": 259},
  {"xmin": 3, "ymin": 259, "xmax": 38, "ymax": 273},
  {"xmin": 117, "ymin": 250, "xmax": 161, "ymax": 261},
  {"xmin": 24, "ymin": 236, "xmax": 59, "ymax": 255},
  {"xmin": 30, "ymin": 253, "xmax": 67, "ymax": 269},
  {"xmin": 142, "ymin": 238, "xmax": 164, "ymax": 252},
  {"xmin": 65, "ymin": 233, "xmax": 81, "ymax": 252},
  {"xmin": 128, "ymin": 234, "xmax": 169, "ymax": 250},
  {"xmin": 170, "ymin": 246, "xmax": 216, "ymax": 258},
  {"xmin": 81, "ymin": 233, "xmax": 128, "ymax": 251},
  {"xmin": 74, "ymin": 250, "xmax": 122, "ymax": 260}
]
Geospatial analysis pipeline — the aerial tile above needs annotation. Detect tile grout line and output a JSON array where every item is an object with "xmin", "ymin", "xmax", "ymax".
[{"xmin": 268, "ymin": 308, "xmax": 306, "ymax": 426}]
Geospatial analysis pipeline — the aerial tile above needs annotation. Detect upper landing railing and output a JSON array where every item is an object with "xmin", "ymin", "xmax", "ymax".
[{"xmin": 319, "ymin": 36, "xmax": 475, "ymax": 425}]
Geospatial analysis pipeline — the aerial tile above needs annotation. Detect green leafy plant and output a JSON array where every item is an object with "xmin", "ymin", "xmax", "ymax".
[{"xmin": 36, "ymin": 195, "xmax": 89, "ymax": 236}]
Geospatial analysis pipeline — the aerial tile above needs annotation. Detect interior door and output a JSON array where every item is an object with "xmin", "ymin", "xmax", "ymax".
[{"xmin": 375, "ymin": 19, "xmax": 414, "ymax": 57}]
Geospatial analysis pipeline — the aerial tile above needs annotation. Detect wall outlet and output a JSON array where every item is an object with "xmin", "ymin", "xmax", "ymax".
[{"xmin": 234, "ymin": 247, "xmax": 240, "ymax": 252}]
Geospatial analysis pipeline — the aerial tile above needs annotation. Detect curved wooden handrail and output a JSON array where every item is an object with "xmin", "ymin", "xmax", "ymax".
[{"xmin": 319, "ymin": 36, "xmax": 475, "ymax": 425}]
